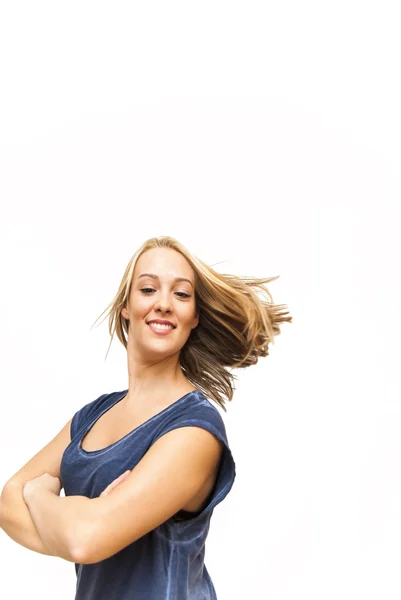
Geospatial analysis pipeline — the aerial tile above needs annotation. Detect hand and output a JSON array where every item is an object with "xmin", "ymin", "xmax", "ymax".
[
  {"xmin": 23, "ymin": 473, "xmax": 62, "ymax": 502},
  {"xmin": 100, "ymin": 470, "xmax": 131, "ymax": 498}
]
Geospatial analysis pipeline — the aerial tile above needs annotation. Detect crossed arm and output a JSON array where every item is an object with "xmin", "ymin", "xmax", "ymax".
[
  {"xmin": 1, "ymin": 426, "xmax": 223, "ymax": 564},
  {"xmin": 0, "ymin": 470, "xmax": 128, "ymax": 558},
  {"xmin": 0, "ymin": 481, "xmax": 54, "ymax": 556}
]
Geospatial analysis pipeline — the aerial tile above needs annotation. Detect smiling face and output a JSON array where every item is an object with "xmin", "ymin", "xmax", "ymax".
[{"xmin": 121, "ymin": 247, "xmax": 199, "ymax": 362}]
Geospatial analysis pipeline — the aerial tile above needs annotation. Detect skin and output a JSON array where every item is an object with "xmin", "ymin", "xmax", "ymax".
[
  {"xmin": 23, "ymin": 470, "xmax": 129, "ymax": 502},
  {"xmin": 23, "ymin": 246, "xmax": 200, "ymax": 502},
  {"xmin": 120, "ymin": 246, "xmax": 200, "ymax": 410}
]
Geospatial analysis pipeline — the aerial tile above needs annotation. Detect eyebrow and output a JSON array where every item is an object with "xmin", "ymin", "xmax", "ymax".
[{"xmin": 137, "ymin": 273, "xmax": 194, "ymax": 287}]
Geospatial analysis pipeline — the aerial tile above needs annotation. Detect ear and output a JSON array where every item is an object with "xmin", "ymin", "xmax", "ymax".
[
  {"xmin": 122, "ymin": 306, "xmax": 129, "ymax": 320},
  {"xmin": 192, "ymin": 311, "xmax": 199, "ymax": 329}
]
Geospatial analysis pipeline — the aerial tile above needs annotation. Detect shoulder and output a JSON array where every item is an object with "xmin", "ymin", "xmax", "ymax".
[
  {"xmin": 153, "ymin": 390, "xmax": 230, "ymax": 445},
  {"xmin": 150, "ymin": 390, "xmax": 236, "ymax": 505},
  {"xmin": 70, "ymin": 390, "xmax": 123, "ymax": 439}
]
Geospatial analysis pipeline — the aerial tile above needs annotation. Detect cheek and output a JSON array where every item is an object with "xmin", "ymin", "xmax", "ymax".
[
  {"xmin": 132, "ymin": 295, "xmax": 151, "ymax": 315},
  {"xmin": 179, "ymin": 306, "xmax": 197, "ymax": 326}
]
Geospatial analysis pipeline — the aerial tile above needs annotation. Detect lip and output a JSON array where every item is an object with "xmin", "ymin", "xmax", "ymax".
[
  {"xmin": 147, "ymin": 321, "xmax": 175, "ymax": 335},
  {"xmin": 147, "ymin": 319, "xmax": 176, "ymax": 328}
]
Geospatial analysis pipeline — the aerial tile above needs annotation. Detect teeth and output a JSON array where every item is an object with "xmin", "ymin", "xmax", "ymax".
[{"xmin": 148, "ymin": 322, "xmax": 174, "ymax": 330}]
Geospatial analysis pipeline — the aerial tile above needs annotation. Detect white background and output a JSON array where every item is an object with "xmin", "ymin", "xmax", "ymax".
[{"xmin": 0, "ymin": 2, "xmax": 400, "ymax": 599}]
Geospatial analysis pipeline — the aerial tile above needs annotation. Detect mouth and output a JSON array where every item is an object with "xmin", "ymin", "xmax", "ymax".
[{"xmin": 146, "ymin": 321, "xmax": 176, "ymax": 333}]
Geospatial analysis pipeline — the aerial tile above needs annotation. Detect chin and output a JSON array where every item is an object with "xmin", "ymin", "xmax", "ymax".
[{"xmin": 142, "ymin": 343, "xmax": 182, "ymax": 357}]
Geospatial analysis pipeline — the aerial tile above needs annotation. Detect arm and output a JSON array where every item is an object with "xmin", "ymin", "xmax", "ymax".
[
  {"xmin": 0, "ymin": 481, "xmax": 54, "ymax": 556},
  {"xmin": 0, "ymin": 416, "xmax": 73, "ymax": 557},
  {"xmin": 1, "ymin": 471, "xmax": 130, "ymax": 561},
  {"xmin": 22, "ymin": 483, "xmax": 96, "ymax": 562},
  {"xmin": 75, "ymin": 426, "xmax": 223, "ymax": 565}
]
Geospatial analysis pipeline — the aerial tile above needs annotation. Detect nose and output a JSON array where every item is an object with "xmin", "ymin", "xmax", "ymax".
[{"xmin": 153, "ymin": 290, "xmax": 173, "ymax": 314}]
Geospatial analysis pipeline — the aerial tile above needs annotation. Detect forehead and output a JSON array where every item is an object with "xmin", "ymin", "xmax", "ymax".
[{"xmin": 134, "ymin": 247, "xmax": 195, "ymax": 281}]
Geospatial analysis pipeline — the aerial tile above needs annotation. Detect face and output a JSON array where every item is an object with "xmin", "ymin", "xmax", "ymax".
[{"xmin": 121, "ymin": 247, "xmax": 199, "ymax": 361}]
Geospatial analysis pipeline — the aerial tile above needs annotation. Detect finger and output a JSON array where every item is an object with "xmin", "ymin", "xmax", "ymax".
[
  {"xmin": 109, "ymin": 472, "xmax": 129, "ymax": 489},
  {"xmin": 113, "ymin": 472, "xmax": 128, "ymax": 483},
  {"xmin": 112, "ymin": 470, "xmax": 131, "ymax": 485},
  {"xmin": 100, "ymin": 471, "xmax": 131, "ymax": 497},
  {"xmin": 108, "ymin": 472, "xmax": 130, "ymax": 491},
  {"xmin": 100, "ymin": 484, "xmax": 113, "ymax": 497}
]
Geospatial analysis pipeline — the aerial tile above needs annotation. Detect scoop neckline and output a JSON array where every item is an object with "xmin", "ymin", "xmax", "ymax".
[{"xmin": 78, "ymin": 388, "xmax": 200, "ymax": 456}]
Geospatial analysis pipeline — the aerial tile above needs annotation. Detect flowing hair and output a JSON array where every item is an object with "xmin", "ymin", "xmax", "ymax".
[{"xmin": 91, "ymin": 236, "xmax": 292, "ymax": 411}]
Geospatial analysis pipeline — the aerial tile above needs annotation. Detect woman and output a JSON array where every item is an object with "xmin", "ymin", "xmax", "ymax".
[{"xmin": 0, "ymin": 235, "xmax": 292, "ymax": 599}]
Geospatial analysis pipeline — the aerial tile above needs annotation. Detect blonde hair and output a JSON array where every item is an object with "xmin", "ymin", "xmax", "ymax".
[{"xmin": 92, "ymin": 236, "xmax": 292, "ymax": 411}]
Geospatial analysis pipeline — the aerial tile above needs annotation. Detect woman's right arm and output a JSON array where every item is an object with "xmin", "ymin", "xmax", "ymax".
[
  {"xmin": 0, "ymin": 481, "xmax": 54, "ymax": 555},
  {"xmin": 0, "ymin": 416, "xmax": 74, "ymax": 556}
]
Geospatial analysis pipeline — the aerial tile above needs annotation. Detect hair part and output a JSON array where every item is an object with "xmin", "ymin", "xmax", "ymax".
[{"xmin": 91, "ymin": 236, "xmax": 292, "ymax": 411}]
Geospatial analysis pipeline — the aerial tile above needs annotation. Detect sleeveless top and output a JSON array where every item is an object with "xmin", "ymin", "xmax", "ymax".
[{"xmin": 60, "ymin": 389, "xmax": 236, "ymax": 600}]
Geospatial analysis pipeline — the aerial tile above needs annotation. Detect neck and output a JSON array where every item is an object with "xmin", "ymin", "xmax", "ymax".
[{"xmin": 123, "ymin": 345, "xmax": 193, "ymax": 409}]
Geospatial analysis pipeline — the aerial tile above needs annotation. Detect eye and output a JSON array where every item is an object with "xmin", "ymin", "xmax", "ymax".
[{"xmin": 140, "ymin": 288, "xmax": 190, "ymax": 299}]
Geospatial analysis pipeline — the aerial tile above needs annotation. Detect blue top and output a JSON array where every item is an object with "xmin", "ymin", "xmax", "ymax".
[{"xmin": 60, "ymin": 388, "xmax": 236, "ymax": 600}]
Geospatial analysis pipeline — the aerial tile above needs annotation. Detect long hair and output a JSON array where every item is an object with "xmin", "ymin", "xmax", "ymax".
[{"xmin": 91, "ymin": 236, "xmax": 292, "ymax": 411}]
